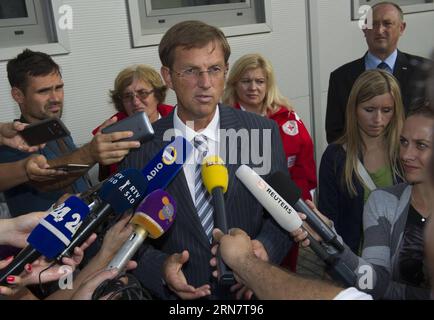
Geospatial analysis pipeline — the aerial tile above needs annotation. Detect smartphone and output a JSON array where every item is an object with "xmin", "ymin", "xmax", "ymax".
[
  {"xmin": 19, "ymin": 118, "xmax": 70, "ymax": 146},
  {"xmin": 101, "ymin": 112, "xmax": 154, "ymax": 142},
  {"xmin": 48, "ymin": 164, "xmax": 90, "ymax": 172}
]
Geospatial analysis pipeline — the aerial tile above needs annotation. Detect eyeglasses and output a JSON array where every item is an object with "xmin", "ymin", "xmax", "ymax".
[
  {"xmin": 121, "ymin": 89, "xmax": 154, "ymax": 103},
  {"xmin": 171, "ymin": 65, "xmax": 226, "ymax": 83}
]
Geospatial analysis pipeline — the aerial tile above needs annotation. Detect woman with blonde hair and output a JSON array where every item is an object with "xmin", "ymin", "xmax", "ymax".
[
  {"xmin": 223, "ymin": 53, "xmax": 317, "ymax": 201},
  {"xmin": 318, "ymin": 69, "xmax": 405, "ymax": 254},
  {"xmin": 223, "ymin": 53, "xmax": 317, "ymax": 272},
  {"xmin": 92, "ymin": 64, "xmax": 173, "ymax": 180}
]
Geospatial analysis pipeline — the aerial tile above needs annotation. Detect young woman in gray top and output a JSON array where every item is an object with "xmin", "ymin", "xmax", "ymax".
[{"xmin": 294, "ymin": 103, "xmax": 434, "ymax": 299}]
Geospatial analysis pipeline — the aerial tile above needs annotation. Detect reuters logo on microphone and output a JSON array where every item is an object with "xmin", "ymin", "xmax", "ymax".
[{"xmin": 162, "ymin": 146, "xmax": 177, "ymax": 165}]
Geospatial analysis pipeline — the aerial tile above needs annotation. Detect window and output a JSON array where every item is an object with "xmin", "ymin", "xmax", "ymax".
[
  {"xmin": 127, "ymin": 0, "xmax": 271, "ymax": 48},
  {"xmin": 352, "ymin": 0, "xmax": 434, "ymax": 20},
  {"xmin": 0, "ymin": 0, "xmax": 70, "ymax": 61},
  {"xmin": 0, "ymin": 0, "xmax": 37, "ymax": 27}
]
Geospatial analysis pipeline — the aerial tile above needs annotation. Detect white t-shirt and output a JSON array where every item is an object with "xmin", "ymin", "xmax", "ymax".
[{"xmin": 333, "ymin": 287, "xmax": 373, "ymax": 300}]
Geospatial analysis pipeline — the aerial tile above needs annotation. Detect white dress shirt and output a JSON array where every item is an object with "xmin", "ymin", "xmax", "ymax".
[{"xmin": 173, "ymin": 106, "xmax": 221, "ymax": 204}]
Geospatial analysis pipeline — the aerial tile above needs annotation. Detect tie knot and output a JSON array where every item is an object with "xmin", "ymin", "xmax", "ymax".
[
  {"xmin": 194, "ymin": 135, "xmax": 208, "ymax": 157},
  {"xmin": 377, "ymin": 62, "xmax": 389, "ymax": 70}
]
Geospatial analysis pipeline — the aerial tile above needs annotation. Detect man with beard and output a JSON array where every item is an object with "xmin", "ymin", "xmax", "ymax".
[{"xmin": 0, "ymin": 49, "xmax": 140, "ymax": 217}]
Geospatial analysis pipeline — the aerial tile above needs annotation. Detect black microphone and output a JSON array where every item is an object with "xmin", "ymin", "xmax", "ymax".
[
  {"xmin": 57, "ymin": 168, "xmax": 147, "ymax": 260},
  {"xmin": 268, "ymin": 172, "xmax": 344, "ymax": 252},
  {"xmin": 201, "ymin": 155, "xmax": 235, "ymax": 286},
  {"xmin": 235, "ymin": 166, "xmax": 356, "ymax": 287},
  {"xmin": 266, "ymin": 171, "xmax": 357, "ymax": 286}
]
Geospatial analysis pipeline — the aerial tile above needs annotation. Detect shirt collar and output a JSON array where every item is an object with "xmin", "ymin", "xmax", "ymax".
[
  {"xmin": 365, "ymin": 49, "xmax": 398, "ymax": 72},
  {"xmin": 173, "ymin": 105, "xmax": 220, "ymax": 145}
]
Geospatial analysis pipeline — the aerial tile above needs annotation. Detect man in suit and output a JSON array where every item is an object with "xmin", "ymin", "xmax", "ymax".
[
  {"xmin": 120, "ymin": 20, "xmax": 292, "ymax": 299},
  {"xmin": 326, "ymin": 1, "xmax": 430, "ymax": 143}
]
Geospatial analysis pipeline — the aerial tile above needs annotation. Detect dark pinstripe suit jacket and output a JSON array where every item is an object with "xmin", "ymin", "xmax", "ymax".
[{"xmin": 121, "ymin": 105, "xmax": 292, "ymax": 299}]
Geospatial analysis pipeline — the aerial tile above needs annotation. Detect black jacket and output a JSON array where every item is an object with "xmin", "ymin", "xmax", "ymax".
[{"xmin": 326, "ymin": 50, "xmax": 431, "ymax": 143}]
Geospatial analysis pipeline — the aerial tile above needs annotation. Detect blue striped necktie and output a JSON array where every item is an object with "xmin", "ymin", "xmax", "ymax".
[
  {"xmin": 377, "ymin": 62, "xmax": 389, "ymax": 72},
  {"xmin": 193, "ymin": 135, "xmax": 214, "ymax": 243}
]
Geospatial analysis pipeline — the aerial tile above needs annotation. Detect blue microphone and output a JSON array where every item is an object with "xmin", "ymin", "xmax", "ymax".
[
  {"xmin": 58, "ymin": 168, "xmax": 148, "ymax": 259},
  {"xmin": 0, "ymin": 196, "xmax": 90, "ymax": 285},
  {"xmin": 58, "ymin": 137, "xmax": 192, "ymax": 259},
  {"xmin": 142, "ymin": 136, "xmax": 193, "ymax": 195}
]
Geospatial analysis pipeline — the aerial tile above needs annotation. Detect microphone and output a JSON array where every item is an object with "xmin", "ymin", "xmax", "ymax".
[
  {"xmin": 142, "ymin": 136, "xmax": 193, "ymax": 195},
  {"xmin": 106, "ymin": 189, "xmax": 176, "ymax": 271},
  {"xmin": 59, "ymin": 137, "xmax": 191, "ymax": 260},
  {"xmin": 0, "ymin": 196, "xmax": 90, "ymax": 285},
  {"xmin": 235, "ymin": 165, "xmax": 303, "ymax": 232},
  {"xmin": 267, "ymin": 173, "xmax": 344, "ymax": 252},
  {"xmin": 57, "ymin": 168, "xmax": 148, "ymax": 260},
  {"xmin": 266, "ymin": 171, "xmax": 356, "ymax": 286},
  {"xmin": 80, "ymin": 136, "xmax": 192, "ymax": 209},
  {"xmin": 201, "ymin": 155, "xmax": 235, "ymax": 286},
  {"xmin": 236, "ymin": 166, "xmax": 356, "ymax": 286}
]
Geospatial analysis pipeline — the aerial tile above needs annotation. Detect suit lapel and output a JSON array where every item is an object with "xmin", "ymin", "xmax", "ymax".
[
  {"xmin": 393, "ymin": 50, "xmax": 410, "ymax": 90},
  {"xmin": 219, "ymin": 106, "xmax": 243, "ymax": 211},
  {"xmin": 354, "ymin": 55, "xmax": 367, "ymax": 79}
]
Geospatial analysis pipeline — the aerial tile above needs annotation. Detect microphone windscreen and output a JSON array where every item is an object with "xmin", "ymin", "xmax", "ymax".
[
  {"xmin": 142, "ymin": 136, "xmax": 193, "ymax": 195},
  {"xmin": 27, "ymin": 196, "xmax": 90, "ymax": 259},
  {"xmin": 267, "ymin": 172, "xmax": 301, "ymax": 205},
  {"xmin": 131, "ymin": 189, "xmax": 176, "ymax": 239},
  {"xmin": 97, "ymin": 169, "xmax": 148, "ymax": 214},
  {"xmin": 201, "ymin": 155, "xmax": 228, "ymax": 194}
]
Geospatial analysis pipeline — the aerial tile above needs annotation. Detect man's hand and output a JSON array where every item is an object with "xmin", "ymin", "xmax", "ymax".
[
  {"xmin": 87, "ymin": 117, "xmax": 141, "ymax": 166},
  {"xmin": 25, "ymin": 155, "xmax": 67, "ymax": 182},
  {"xmin": 229, "ymin": 239, "xmax": 268, "ymax": 300},
  {"xmin": 211, "ymin": 228, "xmax": 262, "ymax": 300},
  {"xmin": 0, "ymin": 121, "xmax": 44, "ymax": 152},
  {"xmin": 163, "ymin": 250, "xmax": 211, "ymax": 299}
]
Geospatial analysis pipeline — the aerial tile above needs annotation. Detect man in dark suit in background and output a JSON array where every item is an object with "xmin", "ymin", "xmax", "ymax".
[
  {"xmin": 120, "ymin": 20, "xmax": 292, "ymax": 299},
  {"xmin": 326, "ymin": 1, "xmax": 430, "ymax": 143}
]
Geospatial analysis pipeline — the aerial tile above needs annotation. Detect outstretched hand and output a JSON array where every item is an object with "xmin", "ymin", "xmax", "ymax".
[
  {"xmin": 163, "ymin": 250, "xmax": 211, "ymax": 300},
  {"xmin": 0, "ymin": 121, "xmax": 45, "ymax": 152}
]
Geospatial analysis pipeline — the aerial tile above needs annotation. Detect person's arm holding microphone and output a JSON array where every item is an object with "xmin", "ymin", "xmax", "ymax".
[
  {"xmin": 46, "ymin": 214, "xmax": 136, "ymax": 300},
  {"xmin": 211, "ymin": 227, "xmax": 346, "ymax": 300},
  {"xmin": 0, "ymin": 210, "xmax": 96, "ymax": 298}
]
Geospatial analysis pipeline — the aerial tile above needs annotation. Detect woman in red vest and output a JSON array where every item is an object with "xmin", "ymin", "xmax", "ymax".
[
  {"xmin": 93, "ymin": 65, "xmax": 173, "ymax": 180},
  {"xmin": 223, "ymin": 53, "xmax": 317, "ymax": 271}
]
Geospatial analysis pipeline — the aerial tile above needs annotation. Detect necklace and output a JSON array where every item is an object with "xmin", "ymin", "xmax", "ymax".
[{"xmin": 410, "ymin": 193, "xmax": 430, "ymax": 223}]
